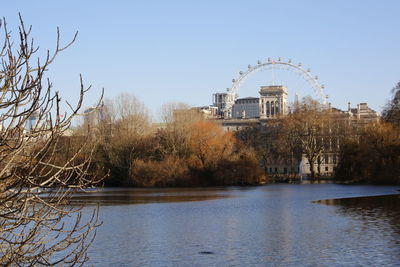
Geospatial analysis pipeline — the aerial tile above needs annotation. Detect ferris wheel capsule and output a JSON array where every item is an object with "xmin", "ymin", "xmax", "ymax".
[
  {"xmin": 232, "ymin": 79, "xmax": 236, "ymax": 83},
  {"xmin": 288, "ymin": 59, "xmax": 292, "ymax": 63},
  {"xmin": 239, "ymin": 71, "xmax": 243, "ymax": 75},
  {"xmin": 307, "ymin": 68, "xmax": 311, "ymax": 72},
  {"xmin": 278, "ymin": 57, "xmax": 281, "ymax": 61},
  {"xmin": 298, "ymin": 63, "xmax": 302, "ymax": 67},
  {"xmin": 257, "ymin": 60, "xmax": 261, "ymax": 64},
  {"xmin": 321, "ymin": 85, "xmax": 325, "ymax": 89},
  {"xmin": 267, "ymin": 58, "xmax": 271, "ymax": 62},
  {"xmin": 248, "ymin": 65, "xmax": 252, "ymax": 69},
  {"xmin": 315, "ymin": 76, "xmax": 318, "ymax": 80}
]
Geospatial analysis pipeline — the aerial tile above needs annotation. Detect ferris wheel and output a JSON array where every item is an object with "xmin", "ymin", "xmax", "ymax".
[{"xmin": 223, "ymin": 57, "xmax": 327, "ymax": 118}]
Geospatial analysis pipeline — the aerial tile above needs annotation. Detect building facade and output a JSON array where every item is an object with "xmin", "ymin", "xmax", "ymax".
[
  {"xmin": 259, "ymin": 85, "xmax": 288, "ymax": 119},
  {"xmin": 214, "ymin": 85, "xmax": 289, "ymax": 120},
  {"xmin": 231, "ymin": 97, "xmax": 259, "ymax": 119},
  {"xmin": 210, "ymin": 84, "xmax": 380, "ymax": 178},
  {"xmin": 212, "ymin": 93, "xmax": 228, "ymax": 117}
]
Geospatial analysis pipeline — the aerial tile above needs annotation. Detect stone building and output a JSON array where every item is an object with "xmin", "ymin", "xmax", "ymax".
[
  {"xmin": 211, "ymin": 85, "xmax": 380, "ymax": 178},
  {"xmin": 213, "ymin": 85, "xmax": 289, "ymax": 119},
  {"xmin": 259, "ymin": 85, "xmax": 288, "ymax": 119},
  {"xmin": 261, "ymin": 103, "xmax": 379, "ymax": 178},
  {"xmin": 220, "ymin": 102, "xmax": 379, "ymax": 178},
  {"xmin": 347, "ymin": 102, "xmax": 379, "ymax": 123}
]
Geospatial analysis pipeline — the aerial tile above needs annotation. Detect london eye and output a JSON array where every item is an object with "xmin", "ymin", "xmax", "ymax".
[{"xmin": 223, "ymin": 58, "xmax": 327, "ymax": 118}]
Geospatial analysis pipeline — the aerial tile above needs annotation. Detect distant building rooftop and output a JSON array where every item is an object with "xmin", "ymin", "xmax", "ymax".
[
  {"xmin": 235, "ymin": 97, "xmax": 259, "ymax": 105},
  {"xmin": 259, "ymin": 85, "xmax": 287, "ymax": 93}
]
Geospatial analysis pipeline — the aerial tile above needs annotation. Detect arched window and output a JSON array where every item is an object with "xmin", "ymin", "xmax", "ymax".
[{"xmin": 270, "ymin": 101, "xmax": 274, "ymax": 116}]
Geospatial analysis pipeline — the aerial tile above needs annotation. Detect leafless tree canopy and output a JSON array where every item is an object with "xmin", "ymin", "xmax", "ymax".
[
  {"xmin": 383, "ymin": 82, "xmax": 400, "ymax": 127},
  {"xmin": 0, "ymin": 15, "xmax": 102, "ymax": 266}
]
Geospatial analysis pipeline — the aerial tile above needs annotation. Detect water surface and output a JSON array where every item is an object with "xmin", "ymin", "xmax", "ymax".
[{"xmin": 83, "ymin": 184, "xmax": 400, "ymax": 266}]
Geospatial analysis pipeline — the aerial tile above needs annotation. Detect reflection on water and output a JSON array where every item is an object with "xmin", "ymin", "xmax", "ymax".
[
  {"xmin": 316, "ymin": 194, "xmax": 400, "ymax": 247},
  {"xmin": 84, "ymin": 185, "xmax": 400, "ymax": 267},
  {"xmin": 315, "ymin": 193, "xmax": 400, "ymax": 212},
  {"xmin": 69, "ymin": 188, "xmax": 234, "ymax": 205}
]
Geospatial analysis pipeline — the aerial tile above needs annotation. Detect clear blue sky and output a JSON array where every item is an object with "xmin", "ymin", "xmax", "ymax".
[{"xmin": 3, "ymin": 0, "xmax": 400, "ymax": 118}]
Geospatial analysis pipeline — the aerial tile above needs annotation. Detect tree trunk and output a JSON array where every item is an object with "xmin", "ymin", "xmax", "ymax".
[{"xmin": 308, "ymin": 156, "xmax": 316, "ymax": 179}]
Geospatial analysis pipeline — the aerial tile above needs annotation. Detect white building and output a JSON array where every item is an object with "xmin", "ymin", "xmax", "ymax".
[
  {"xmin": 259, "ymin": 85, "xmax": 288, "ymax": 119},
  {"xmin": 213, "ymin": 85, "xmax": 289, "ymax": 119},
  {"xmin": 347, "ymin": 102, "xmax": 379, "ymax": 123}
]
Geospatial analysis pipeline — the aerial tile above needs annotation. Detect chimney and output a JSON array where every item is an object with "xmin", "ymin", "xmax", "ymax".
[{"xmin": 348, "ymin": 102, "xmax": 351, "ymax": 112}]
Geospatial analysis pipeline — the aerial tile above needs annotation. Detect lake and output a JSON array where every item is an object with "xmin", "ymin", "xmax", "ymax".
[{"xmin": 79, "ymin": 184, "xmax": 400, "ymax": 266}]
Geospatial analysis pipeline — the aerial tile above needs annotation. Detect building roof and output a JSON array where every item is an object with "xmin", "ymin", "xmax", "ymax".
[
  {"xmin": 236, "ymin": 97, "xmax": 259, "ymax": 101},
  {"xmin": 259, "ymin": 85, "xmax": 288, "ymax": 95}
]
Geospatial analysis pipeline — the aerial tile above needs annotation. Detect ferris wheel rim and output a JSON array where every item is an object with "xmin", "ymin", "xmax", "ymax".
[{"xmin": 223, "ymin": 58, "xmax": 327, "ymax": 116}]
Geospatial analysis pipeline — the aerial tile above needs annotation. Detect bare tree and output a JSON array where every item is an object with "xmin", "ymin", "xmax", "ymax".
[
  {"xmin": 157, "ymin": 102, "xmax": 203, "ymax": 158},
  {"xmin": 383, "ymin": 81, "xmax": 400, "ymax": 127},
  {"xmin": 92, "ymin": 93, "xmax": 153, "ymax": 186},
  {"xmin": 280, "ymin": 98, "xmax": 333, "ymax": 178},
  {"xmin": 0, "ymin": 15, "xmax": 102, "ymax": 265},
  {"xmin": 236, "ymin": 120, "xmax": 285, "ymax": 176},
  {"xmin": 159, "ymin": 102, "xmax": 191, "ymax": 124}
]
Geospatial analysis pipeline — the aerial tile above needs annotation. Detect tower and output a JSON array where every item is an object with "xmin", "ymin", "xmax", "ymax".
[
  {"xmin": 212, "ymin": 92, "xmax": 228, "ymax": 117},
  {"xmin": 259, "ymin": 85, "xmax": 288, "ymax": 119}
]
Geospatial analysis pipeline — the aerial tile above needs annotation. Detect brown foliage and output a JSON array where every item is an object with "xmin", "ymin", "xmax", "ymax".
[
  {"xmin": 129, "ymin": 156, "xmax": 189, "ymax": 187},
  {"xmin": 185, "ymin": 121, "xmax": 264, "ymax": 185},
  {"xmin": 92, "ymin": 101, "xmax": 265, "ymax": 187},
  {"xmin": 188, "ymin": 121, "xmax": 236, "ymax": 170},
  {"xmin": 157, "ymin": 102, "xmax": 204, "ymax": 158},
  {"xmin": 127, "ymin": 119, "xmax": 265, "ymax": 186},
  {"xmin": 335, "ymin": 121, "xmax": 400, "ymax": 184},
  {"xmin": 213, "ymin": 152, "xmax": 266, "ymax": 185},
  {"xmin": 90, "ymin": 94, "xmax": 155, "ymax": 186}
]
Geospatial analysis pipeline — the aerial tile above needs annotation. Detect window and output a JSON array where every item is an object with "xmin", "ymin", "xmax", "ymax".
[
  {"xmin": 325, "ymin": 166, "xmax": 329, "ymax": 172},
  {"xmin": 324, "ymin": 155, "xmax": 329, "ymax": 164},
  {"xmin": 271, "ymin": 102, "xmax": 275, "ymax": 116},
  {"xmin": 274, "ymin": 168, "xmax": 278, "ymax": 173},
  {"xmin": 276, "ymin": 101, "xmax": 279, "ymax": 114}
]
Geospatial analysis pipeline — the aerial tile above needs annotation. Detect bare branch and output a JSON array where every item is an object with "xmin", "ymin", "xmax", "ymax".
[{"xmin": 0, "ymin": 15, "xmax": 103, "ymax": 266}]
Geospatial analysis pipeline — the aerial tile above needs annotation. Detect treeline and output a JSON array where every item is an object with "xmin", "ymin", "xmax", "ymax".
[
  {"xmin": 68, "ymin": 82, "xmax": 400, "ymax": 186},
  {"xmin": 335, "ymin": 122, "xmax": 400, "ymax": 184},
  {"xmin": 335, "ymin": 83, "xmax": 400, "ymax": 184},
  {"xmin": 236, "ymin": 93, "xmax": 400, "ymax": 185},
  {"xmin": 78, "ymin": 96, "xmax": 265, "ymax": 187},
  {"xmin": 237, "ymin": 97, "xmax": 347, "ymax": 180}
]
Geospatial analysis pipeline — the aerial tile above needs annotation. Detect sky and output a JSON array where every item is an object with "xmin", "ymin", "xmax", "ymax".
[{"xmin": 2, "ymin": 0, "xmax": 400, "ymax": 120}]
